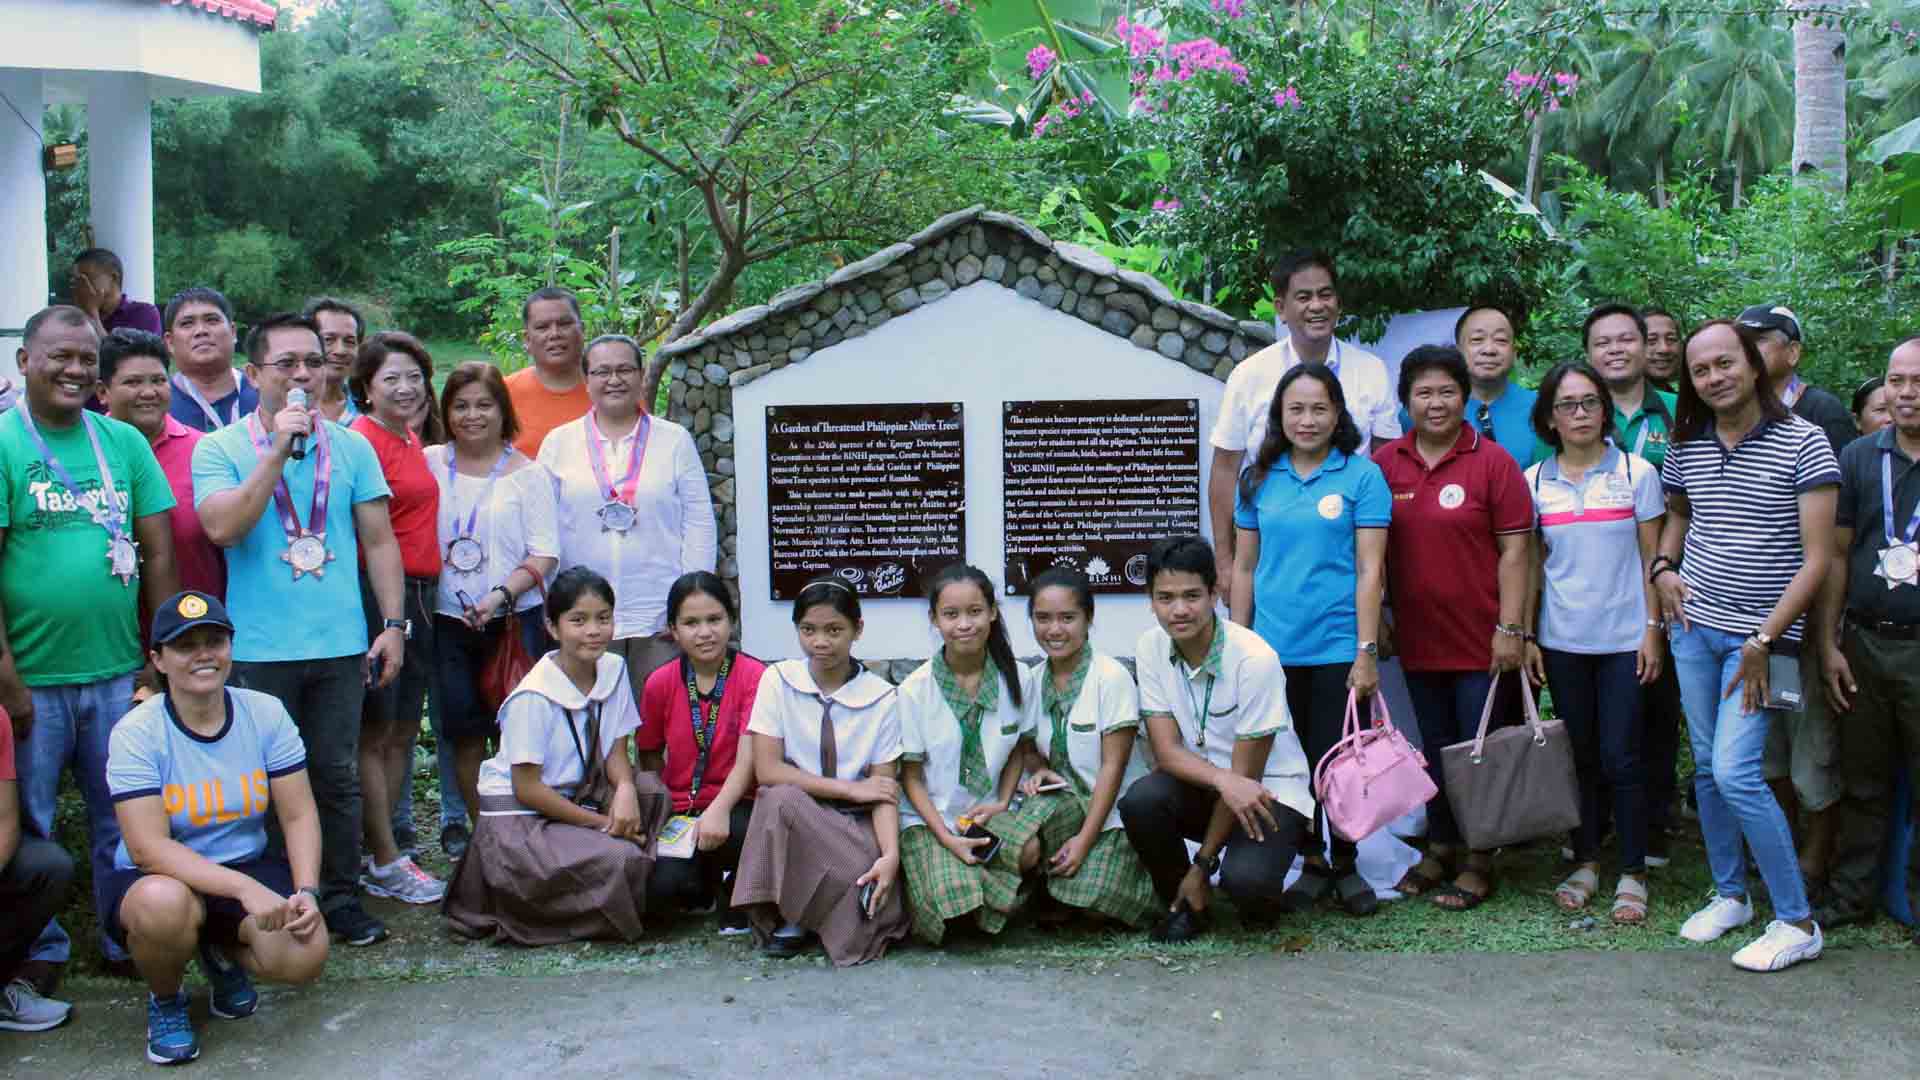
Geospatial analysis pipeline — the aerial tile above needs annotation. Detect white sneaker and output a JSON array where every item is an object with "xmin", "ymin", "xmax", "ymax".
[
  {"xmin": 0, "ymin": 977, "xmax": 71, "ymax": 1032},
  {"xmin": 1731, "ymin": 920, "xmax": 1823, "ymax": 972},
  {"xmin": 362, "ymin": 855, "xmax": 447, "ymax": 905},
  {"xmin": 1679, "ymin": 893, "xmax": 1753, "ymax": 943}
]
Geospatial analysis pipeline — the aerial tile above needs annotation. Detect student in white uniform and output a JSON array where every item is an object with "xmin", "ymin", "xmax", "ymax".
[
  {"xmin": 896, "ymin": 564, "xmax": 1049, "ymax": 945},
  {"xmin": 1014, "ymin": 568, "xmax": 1159, "ymax": 928},
  {"xmin": 441, "ymin": 568, "xmax": 669, "ymax": 946},
  {"xmin": 732, "ymin": 578, "xmax": 909, "ymax": 965},
  {"xmin": 1119, "ymin": 535, "xmax": 1315, "ymax": 943}
]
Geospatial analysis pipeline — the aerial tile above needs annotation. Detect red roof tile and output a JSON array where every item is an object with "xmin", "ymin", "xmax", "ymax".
[{"xmin": 167, "ymin": 0, "xmax": 277, "ymax": 30}]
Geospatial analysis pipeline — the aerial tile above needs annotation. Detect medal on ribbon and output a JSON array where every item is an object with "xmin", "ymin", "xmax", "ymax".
[
  {"xmin": 15, "ymin": 410, "xmax": 139, "ymax": 586},
  {"xmin": 443, "ymin": 449, "xmax": 510, "ymax": 574},
  {"xmin": 1876, "ymin": 449, "xmax": 1920, "ymax": 591},
  {"xmin": 247, "ymin": 411, "xmax": 335, "ymax": 580},
  {"xmin": 586, "ymin": 410, "xmax": 650, "ymax": 534}
]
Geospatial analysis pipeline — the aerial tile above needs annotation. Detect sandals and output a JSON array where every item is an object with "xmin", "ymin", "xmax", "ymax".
[
  {"xmin": 1430, "ymin": 862, "xmax": 1496, "ymax": 912},
  {"xmin": 1611, "ymin": 875, "xmax": 1649, "ymax": 925},
  {"xmin": 1554, "ymin": 866, "xmax": 1600, "ymax": 912},
  {"xmin": 1391, "ymin": 853, "xmax": 1452, "ymax": 898},
  {"xmin": 1278, "ymin": 862, "xmax": 1333, "ymax": 914}
]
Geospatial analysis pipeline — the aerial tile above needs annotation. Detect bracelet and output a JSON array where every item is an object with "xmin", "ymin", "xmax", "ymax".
[
  {"xmin": 491, "ymin": 585, "xmax": 514, "ymax": 606},
  {"xmin": 1650, "ymin": 565, "xmax": 1680, "ymax": 584},
  {"xmin": 1646, "ymin": 618, "xmax": 1666, "ymax": 630},
  {"xmin": 1495, "ymin": 623, "xmax": 1526, "ymax": 639}
]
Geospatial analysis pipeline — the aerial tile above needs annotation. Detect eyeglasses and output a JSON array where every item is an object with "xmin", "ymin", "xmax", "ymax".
[
  {"xmin": 1553, "ymin": 396, "xmax": 1605, "ymax": 417},
  {"xmin": 587, "ymin": 364, "xmax": 641, "ymax": 382},
  {"xmin": 264, "ymin": 358, "xmax": 328, "ymax": 373},
  {"xmin": 1475, "ymin": 402, "xmax": 1497, "ymax": 442}
]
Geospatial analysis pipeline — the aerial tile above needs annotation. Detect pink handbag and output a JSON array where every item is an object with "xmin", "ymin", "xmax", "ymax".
[{"xmin": 1312, "ymin": 689, "xmax": 1438, "ymax": 843}]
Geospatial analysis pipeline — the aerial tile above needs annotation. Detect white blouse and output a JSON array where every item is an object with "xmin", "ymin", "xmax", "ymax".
[
  {"xmin": 477, "ymin": 652, "xmax": 640, "ymax": 814},
  {"xmin": 1024, "ymin": 653, "xmax": 1150, "ymax": 832},
  {"xmin": 895, "ymin": 661, "xmax": 1034, "ymax": 832},
  {"xmin": 537, "ymin": 412, "xmax": 717, "ymax": 639},
  {"xmin": 747, "ymin": 660, "xmax": 901, "ymax": 783},
  {"xmin": 426, "ymin": 446, "xmax": 560, "ymax": 619}
]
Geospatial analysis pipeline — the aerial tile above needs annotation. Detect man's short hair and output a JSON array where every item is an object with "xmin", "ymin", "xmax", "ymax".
[
  {"xmin": 99, "ymin": 328, "xmax": 170, "ymax": 383},
  {"xmin": 301, "ymin": 296, "xmax": 366, "ymax": 339},
  {"xmin": 73, "ymin": 247, "xmax": 125, "ymax": 281},
  {"xmin": 164, "ymin": 287, "xmax": 235, "ymax": 332},
  {"xmin": 1452, "ymin": 304, "xmax": 1518, "ymax": 343},
  {"xmin": 521, "ymin": 286, "xmax": 582, "ymax": 325},
  {"xmin": 244, "ymin": 313, "xmax": 321, "ymax": 367},
  {"xmin": 22, "ymin": 305, "xmax": 95, "ymax": 350},
  {"xmin": 1641, "ymin": 305, "xmax": 1678, "ymax": 327},
  {"xmin": 1582, "ymin": 302, "xmax": 1647, "ymax": 348},
  {"xmin": 1145, "ymin": 534, "xmax": 1217, "ymax": 593},
  {"xmin": 1268, "ymin": 249, "xmax": 1338, "ymax": 297}
]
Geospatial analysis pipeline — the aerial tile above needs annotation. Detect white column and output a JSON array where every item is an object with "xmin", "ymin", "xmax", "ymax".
[
  {"xmin": 0, "ymin": 68, "xmax": 47, "ymax": 385},
  {"xmin": 87, "ymin": 71, "xmax": 155, "ymax": 306}
]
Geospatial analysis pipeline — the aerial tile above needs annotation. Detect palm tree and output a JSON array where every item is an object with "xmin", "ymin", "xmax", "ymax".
[
  {"xmin": 1790, "ymin": 0, "xmax": 1848, "ymax": 190},
  {"xmin": 1670, "ymin": 15, "xmax": 1794, "ymax": 205},
  {"xmin": 1580, "ymin": 12, "xmax": 1696, "ymax": 206}
]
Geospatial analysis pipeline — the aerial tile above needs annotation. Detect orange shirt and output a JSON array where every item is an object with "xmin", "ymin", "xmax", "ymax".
[{"xmin": 505, "ymin": 366, "xmax": 591, "ymax": 458}]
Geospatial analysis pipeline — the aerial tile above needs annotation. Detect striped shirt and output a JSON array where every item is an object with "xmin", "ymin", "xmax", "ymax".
[{"xmin": 1660, "ymin": 414, "xmax": 1839, "ymax": 642}]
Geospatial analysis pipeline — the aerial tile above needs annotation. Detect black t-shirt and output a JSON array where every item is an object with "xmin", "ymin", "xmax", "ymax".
[
  {"xmin": 1792, "ymin": 384, "xmax": 1857, "ymax": 459},
  {"xmin": 1836, "ymin": 429, "xmax": 1920, "ymax": 624}
]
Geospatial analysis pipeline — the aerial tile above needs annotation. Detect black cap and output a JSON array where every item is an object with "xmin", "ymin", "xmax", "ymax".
[
  {"xmin": 150, "ymin": 591, "xmax": 235, "ymax": 647},
  {"xmin": 1736, "ymin": 304, "xmax": 1801, "ymax": 342}
]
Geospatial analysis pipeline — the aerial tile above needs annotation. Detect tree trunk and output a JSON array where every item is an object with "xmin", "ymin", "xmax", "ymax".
[
  {"xmin": 1524, "ymin": 113, "xmax": 1545, "ymax": 206},
  {"xmin": 1733, "ymin": 156, "xmax": 1744, "ymax": 208},
  {"xmin": 1653, "ymin": 155, "xmax": 1668, "ymax": 210},
  {"xmin": 1790, "ymin": 3, "xmax": 1847, "ymax": 192}
]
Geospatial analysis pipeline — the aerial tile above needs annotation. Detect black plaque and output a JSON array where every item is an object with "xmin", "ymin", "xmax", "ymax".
[
  {"xmin": 1003, "ymin": 399, "xmax": 1201, "ymax": 594},
  {"xmin": 765, "ymin": 402, "xmax": 965, "ymax": 600}
]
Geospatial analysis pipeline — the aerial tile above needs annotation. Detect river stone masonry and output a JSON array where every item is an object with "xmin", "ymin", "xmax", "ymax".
[{"xmin": 653, "ymin": 206, "xmax": 1274, "ymax": 664}]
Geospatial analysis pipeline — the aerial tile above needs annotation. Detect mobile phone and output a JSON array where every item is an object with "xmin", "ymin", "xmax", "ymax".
[
  {"xmin": 858, "ymin": 880, "xmax": 877, "ymax": 920},
  {"xmin": 962, "ymin": 821, "xmax": 1003, "ymax": 865},
  {"xmin": 366, "ymin": 655, "xmax": 386, "ymax": 687},
  {"xmin": 1033, "ymin": 780, "xmax": 1070, "ymax": 793}
]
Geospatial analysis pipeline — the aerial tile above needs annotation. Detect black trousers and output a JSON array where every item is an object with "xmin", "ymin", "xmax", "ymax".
[
  {"xmin": 645, "ymin": 801, "xmax": 754, "ymax": 913},
  {"xmin": 1119, "ymin": 770, "xmax": 1308, "ymax": 917},
  {"xmin": 0, "ymin": 836, "xmax": 72, "ymax": 979},
  {"xmin": 1283, "ymin": 662, "xmax": 1360, "ymax": 863}
]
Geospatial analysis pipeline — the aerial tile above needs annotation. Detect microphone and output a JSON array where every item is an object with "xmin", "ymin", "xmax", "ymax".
[{"xmin": 287, "ymin": 387, "xmax": 310, "ymax": 461}]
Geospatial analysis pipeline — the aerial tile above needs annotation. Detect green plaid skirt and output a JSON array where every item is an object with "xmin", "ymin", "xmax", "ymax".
[
  {"xmin": 899, "ymin": 823, "xmax": 1026, "ymax": 945},
  {"xmin": 1044, "ymin": 828, "xmax": 1159, "ymax": 928}
]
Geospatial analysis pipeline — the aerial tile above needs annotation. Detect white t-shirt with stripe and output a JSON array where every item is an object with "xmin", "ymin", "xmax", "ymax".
[
  {"xmin": 1524, "ymin": 446, "xmax": 1665, "ymax": 655},
  {"xmin": 1659, "ymin": 415, "xmax": 1840, "ymax": 643}
]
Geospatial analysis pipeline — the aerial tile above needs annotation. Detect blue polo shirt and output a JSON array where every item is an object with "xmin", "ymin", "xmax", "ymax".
[
  {"xmin": 1400, "ymin": 381, "xmax": 1547, "ymax": 466},
  {"xmin": 1233, "ymin": 448, "xmax": 1393, "ymax": 666}
]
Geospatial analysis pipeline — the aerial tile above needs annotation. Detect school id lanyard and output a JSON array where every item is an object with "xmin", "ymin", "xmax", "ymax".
[
  {"xmin": 1179, "ymin": 661, "xmax": 1216, "ymax": 750},
  {"xmin": 171, "ymin": 371, "xmax": 244, "ymax": 428},
  {"xmin": 682, "ymin": 651, "xmax": 734, "ymax": 806}
]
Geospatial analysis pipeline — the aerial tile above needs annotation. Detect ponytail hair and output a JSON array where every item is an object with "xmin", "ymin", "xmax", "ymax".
[{"xmin": 925, "ymin": 563, "xmax": 1024, "ymax": 709}]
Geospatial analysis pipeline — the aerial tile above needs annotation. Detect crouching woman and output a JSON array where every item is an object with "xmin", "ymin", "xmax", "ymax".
[
  {"xmin": 443, "ymin": 567, "xmax": 671, "ymax": 945},
  {"xmin": 105, "ymin": 591, "xmax": 328, "ymax": 1067}
]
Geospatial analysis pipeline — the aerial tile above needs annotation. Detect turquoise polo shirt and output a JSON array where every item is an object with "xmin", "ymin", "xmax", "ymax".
[
  {"xmin": 1399, "ymin": 381, "xmax": 1547, "ymax": 466},
  {"xmin": 1233, "ymin": 448, "xmax": 1393, "ymax": 666}
]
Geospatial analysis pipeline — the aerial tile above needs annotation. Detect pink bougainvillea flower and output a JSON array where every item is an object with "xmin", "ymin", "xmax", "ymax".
[
  {"xmin": 1272, "ymin": 84, "xmax": 1302, "ymax": 109},
  {"xmin": 1210, "ymin": 0, "xmax": 1247, "ymax": 18},
  {"xmin": 1152, "ymin": 197, "xmax": 1182, "ymax": 212},
  {"xmin": 1114, "ymin": 17, "xmax": 1167, "ymax": 59},
  {"xmin": 750, "ymin": 52, "xmax": 772, "ymax": 66},
  {"xmin": 1032, "ymin": 115, "xmax": 1054, "ymax": 137},
  {"xmin": 1027, "ymin": 45, "xmax": 1056, "ymax": 81}
]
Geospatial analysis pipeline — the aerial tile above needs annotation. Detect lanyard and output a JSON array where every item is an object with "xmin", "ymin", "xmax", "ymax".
[
  {"xmin": 445, "ymin": 449, "xmax": 511, "ymax": 540},
  {"xmin": 1780, "ymin": 375, "xmax": 1805, "ymax": 409},
  {"xmin": 15, "ymin": 409, "xmax": 128, "ymax": 543},
  {"xmin": 682, "ymin": 652, "xmax": 734, "ymax": 806},
  {"xmin": 565, "ymin": 700, "xmax": 604, "ymax": 777},
  {"xmin": 585, "ymin": 411, "xmax": 650, "ymax": 506},
  {"xmin": 245, "ymin": 411, "xmax": 333, "ymax": 541},
  {"xmin": 171, "ymin": 371, "xmax": 244, "ymax": 428},
  {"xmin": 1179, "ymin": 660, "xmax": 1216, "ymax": 750},
  {"xmin": 1881, "ymin": 449, "xmax": 1920, "ymax": 547}
]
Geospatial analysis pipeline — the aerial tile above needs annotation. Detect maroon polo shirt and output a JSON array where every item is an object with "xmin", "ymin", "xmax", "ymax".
[
  {"xmin": 104, "ymin": 295, "xmax": 164, "ymax": 335},
  {"xmin": 1373, "ymin": 426, "xmax": 1534, "ymax": 672}
]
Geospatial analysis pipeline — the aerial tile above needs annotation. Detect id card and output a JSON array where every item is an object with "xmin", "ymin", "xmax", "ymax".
[{"xmin": 657, "ymin": 814, "xmax": 698, "ymax": 859}]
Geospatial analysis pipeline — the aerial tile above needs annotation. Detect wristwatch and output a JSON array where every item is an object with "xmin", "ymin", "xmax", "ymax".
[
  {"xmin": 383, "ymin": 618, "xmax": 412, "ymax": 641},
  {"xmin": 1357, "ymin": 640, "xmax": 1378, "ymax": 657},
  {"xmin": 1745, "ymin": 631, "xmax": 1774, "ymax": 653},
  {"xmin": 297, "ymin": 885, "xmax": 321, "ymax": 902},
  {"xmin": 1194, "ymin": 852, "xmax": 1221, "ymax": 875}
]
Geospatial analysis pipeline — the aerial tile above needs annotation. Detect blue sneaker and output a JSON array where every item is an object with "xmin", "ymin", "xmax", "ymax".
[
  {"xmin": 198, "ymin": 941, "xmax": 258, "ymax": 1019},
  {"xmin": 146, "ymin": 990, "xmax": 200, "ymax": 1065}
]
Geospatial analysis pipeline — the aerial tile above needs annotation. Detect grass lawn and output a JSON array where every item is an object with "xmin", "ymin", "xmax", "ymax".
[{"xmin": 47, "ymin": 764, "xmax": 1914, "ymax": 989}]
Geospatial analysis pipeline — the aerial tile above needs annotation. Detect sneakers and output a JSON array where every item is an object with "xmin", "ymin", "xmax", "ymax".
[
  {"xmin": 326, "ymin": 900, "xmax": 390, "ymax": 946},
  {"xmin": 145, "ymin": 990, "xmax": 200, "ymax": 1065},
  {"xmin": 198, "ymin": 941, "xmax": 258, "ymax": 1019},
  {"xmin": 717, "ymin": 908, "xmax": 753, "ymax": 936},
  {"xmin": 0, "ymin": 977, "xmax": 71, "ymax": 1033},
  {"xmin": 1680, "ymin": 893, "xmax": 1754, "ymax": 943},
  {"xmin": 362, "ymin": 855, "xmax": 448, "ymax": 904},
  {"xmin": 440, "ymin": 822, "xmax": 472, "ymax": 863},
  {"xmin": 1731, "ymin": 920, "xmax": 1824, "ymax": 972}
]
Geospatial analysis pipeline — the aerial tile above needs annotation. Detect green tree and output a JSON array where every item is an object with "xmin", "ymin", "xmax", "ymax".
[{"xmin": 1673, "ymin": 16, "xmax": 1793, "ymax": 205}]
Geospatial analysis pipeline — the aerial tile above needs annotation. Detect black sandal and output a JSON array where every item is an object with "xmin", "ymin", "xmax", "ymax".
[
  {"xmin": 1278, "ymin": 862, "xmax": 1333, "ymax": 914},
  {"xmin": 1332, "ymin": 868, "xmax": 1379, "ymax": 917}
]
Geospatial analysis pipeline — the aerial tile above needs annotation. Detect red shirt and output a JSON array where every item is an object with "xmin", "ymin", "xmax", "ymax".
[
  {"xmin": 0, "ymin": 710, "xmax": 14, "ymax": 781},
  {"xmin": 1373, "ymin": 426, "xmax": 1533, "ymax": 672},
  {"xmin": 351, "ymin": 416, "xmax": 442, "ymax": 578},
  {"xmin": 150, "ymin": 416, "xmax": 225, "ymax": 600},
  {"xmin": 636, "ymin": 652, "xmax": 767, "ymax": 813}
]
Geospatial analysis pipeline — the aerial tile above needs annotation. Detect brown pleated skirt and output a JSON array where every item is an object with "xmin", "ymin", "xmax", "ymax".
[
  {"xmin": 730, "ymin": 784, "xmax": 909, "ymax": 966},
  {"xmin": 443, "ymin": 778, "xmax": 671, "ymax": 946}
]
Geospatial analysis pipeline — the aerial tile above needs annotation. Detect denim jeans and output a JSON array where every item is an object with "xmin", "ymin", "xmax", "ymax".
[
  {"xmin": 18, "ymin": 672, "xmax": 137, "ymax": 964},
  {"xmin": 231, "ymin": 655, "xmax": 366, "ymax": 915},
  {"xmin": 1402, "ymin": 670, "xmax": 1522, "ymax": 847},
  {"xmin": 1669, "ymin": 623, "xmax": 1810, "ymax": 922},
  {"xmin": 1542, "ymin": 649, "xmax": 1647, "ymax": 872}
]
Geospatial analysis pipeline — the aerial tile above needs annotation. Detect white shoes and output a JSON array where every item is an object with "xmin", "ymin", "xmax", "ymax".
[
  {"xmin": 1731, "ymin": 920, "xmax": 1823, "ymax": 972},
  {"xmin": 362, "ymin": 855, "xmax": 448, "ymax": 904},
  {"xmin": 1679, "ymin": 893, "xmax": 1753, "ymax": 943}
]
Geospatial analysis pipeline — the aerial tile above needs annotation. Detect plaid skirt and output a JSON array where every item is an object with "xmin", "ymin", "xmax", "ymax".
[
  {"xmin": 1045, "ymin": 827, "xmax": 1160, "ymax": 928},
  {"xmin": 899, "ymin": 823, "xmax": 1027, "ymax": 945}
]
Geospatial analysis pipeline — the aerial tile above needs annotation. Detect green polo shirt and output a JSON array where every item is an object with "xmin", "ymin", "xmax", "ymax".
[{"xmin": 1615, "ymin": 387, "xmax": 1678, "ymax": 468}]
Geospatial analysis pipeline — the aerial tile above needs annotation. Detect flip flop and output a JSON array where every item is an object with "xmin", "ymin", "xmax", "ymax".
[{"xmin": 1611, "ymin": 876, "xmax": 1649, "ymax": 925}]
